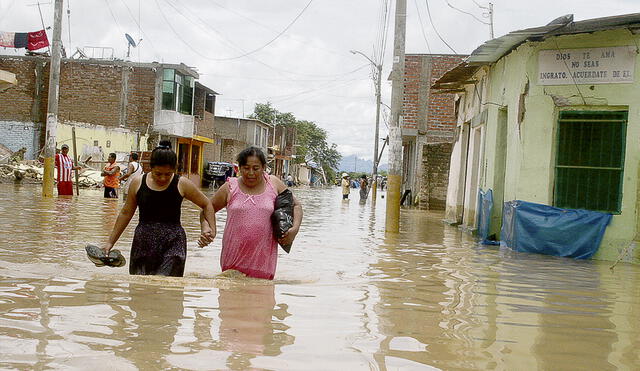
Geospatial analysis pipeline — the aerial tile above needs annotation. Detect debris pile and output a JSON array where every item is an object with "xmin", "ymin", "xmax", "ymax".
[{"xmin": 0, "ymin": 162, "xmax": 104, "ymax": 188}]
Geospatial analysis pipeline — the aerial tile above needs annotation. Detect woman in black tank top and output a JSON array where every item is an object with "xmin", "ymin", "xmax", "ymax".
[{"xmin": 100, "ymin": 141, "xmax": 217, "ymax": 277}]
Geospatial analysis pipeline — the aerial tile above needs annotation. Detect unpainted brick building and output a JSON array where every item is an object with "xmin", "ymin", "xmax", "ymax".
[
  {"xmin": 0, "ymin": 55, "xmax": 218, "ymax": 185},
  {"xmin": 401, "ymin": 54, "xmax": 466, "ymax": 210}
]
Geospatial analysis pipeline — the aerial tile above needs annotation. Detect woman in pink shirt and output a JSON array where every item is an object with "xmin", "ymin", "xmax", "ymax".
[{"xmin": 199, "ymin": 146, "xmax": 303, "ymax": 280}]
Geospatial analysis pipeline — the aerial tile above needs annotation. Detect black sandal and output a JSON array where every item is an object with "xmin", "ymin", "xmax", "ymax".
[{"xmin": 85, "ymin": 244, "xmax": 126, "ymax": 268}]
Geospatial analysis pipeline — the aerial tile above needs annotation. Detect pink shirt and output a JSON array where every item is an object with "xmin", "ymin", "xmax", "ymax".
[{"xmin": 221, "ymin": 174, "xmax": 278, "ymax": 280}]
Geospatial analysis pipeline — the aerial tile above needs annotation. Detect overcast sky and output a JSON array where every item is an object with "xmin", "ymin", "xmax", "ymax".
[{"xmin": 1, "ymin": 0, "xmax": 638, "ymax": 161}]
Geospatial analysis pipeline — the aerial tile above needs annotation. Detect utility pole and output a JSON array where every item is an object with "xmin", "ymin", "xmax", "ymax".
[
  {"xmin": 372, "ymin": 62, "xmax": 382, "ymax": 201},
  {"xmin": 349, "ymin": 50, "xmax": 383, "ymax": 202},
  {"xmin": 385, "ymin": 0, "xmax": 406, "ymax": 233},
  {"xmin": 489, "ymin": 3, "xmax": 494, "ymax": 39},
  {"xmin": 42, "ymin": 0, "xmax": 64, "ymax": 197}
]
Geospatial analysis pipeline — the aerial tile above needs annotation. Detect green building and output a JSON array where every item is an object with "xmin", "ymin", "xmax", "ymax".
[{"xmin": 436, "ymin": 13, "xmax": 640, "ymax": 263}]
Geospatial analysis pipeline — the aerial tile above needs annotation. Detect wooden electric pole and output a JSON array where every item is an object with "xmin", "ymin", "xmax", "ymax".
[
  {"xmin": 385, "ymin": 0, "xmax": 406, "ymax": 233},
  {"xmin": 42, "ymin": 0, "xmax": 64, "ymax": 197}
]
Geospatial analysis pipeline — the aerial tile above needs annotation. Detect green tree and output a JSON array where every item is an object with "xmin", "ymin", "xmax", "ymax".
[{"xmin": 250, "ymin": 102, "xmax": 342, "ymax": 182}]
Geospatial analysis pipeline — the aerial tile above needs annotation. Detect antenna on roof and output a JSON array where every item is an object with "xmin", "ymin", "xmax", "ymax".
[{"xmin": 125, "ymin": 33, "xmax": 136, "ymax": 58}]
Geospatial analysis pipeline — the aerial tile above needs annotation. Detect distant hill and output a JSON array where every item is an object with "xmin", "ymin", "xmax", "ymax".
[{"xmin": 338, "ymin": 154, "xmax": 388, "ymax": 173}]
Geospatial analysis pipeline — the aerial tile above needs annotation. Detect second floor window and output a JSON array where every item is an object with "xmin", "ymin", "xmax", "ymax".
[{"xmin": 162, "ymin": 68, "xmax": 194, "ymax": 115}]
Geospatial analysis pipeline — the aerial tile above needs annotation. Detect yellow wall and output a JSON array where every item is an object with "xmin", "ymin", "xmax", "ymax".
[
  {"xmin": 57, "ymin": 122, "xmax": 149, "ymax": 161},
  {"xmin": 461, "ymin": 28, "xmax": 640, "ymax": 263}
]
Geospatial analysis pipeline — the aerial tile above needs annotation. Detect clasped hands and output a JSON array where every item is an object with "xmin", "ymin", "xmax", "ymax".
[{"xmin": 197, "ymin": 224, "xmax": 299, "ymax": 248}]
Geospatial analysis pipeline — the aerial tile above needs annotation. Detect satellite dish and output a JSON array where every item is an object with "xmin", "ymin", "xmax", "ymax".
[
  {"xmin": 125, "ymin": 33, "xmax": 136, "ymax": 47},
  {"xmin": 125, "ymin": 33, "xmax": 137, "ymax": 58}
]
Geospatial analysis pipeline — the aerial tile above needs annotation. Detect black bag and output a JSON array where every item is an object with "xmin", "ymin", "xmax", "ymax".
[{"xmin": 271, "ymin": 189, "xmax": 294, "ymax": 253}]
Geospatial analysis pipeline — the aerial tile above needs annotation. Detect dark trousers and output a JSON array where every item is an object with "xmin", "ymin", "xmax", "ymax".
[{"xmin": 104, "ymin": 186, "xmax": 118, "ymax": 198}]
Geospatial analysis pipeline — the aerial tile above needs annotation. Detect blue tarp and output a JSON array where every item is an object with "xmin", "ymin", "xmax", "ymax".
[
  {"xmin": 500, "ymin": 200, "xmax": 612, "ymax": 259},
  {"xmin": 477, "ymin": 189, "xmax": 500, "ymax": 245}
]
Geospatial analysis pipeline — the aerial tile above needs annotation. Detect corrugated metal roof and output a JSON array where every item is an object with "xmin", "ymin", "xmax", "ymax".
[
  {"xmin": 431, "ymin": 63, "xmax": 480, "ymax": 90},
  {"xmin": 195, "ymin": 81, "xmax": 219, "ymax": 95},
  {"xmin": 433, "ymin": 13, "xmax": 640, "ymax": 89},
  {"xmin": 468, "ymin": 13, "xmax": 640, "ymax": 65}
]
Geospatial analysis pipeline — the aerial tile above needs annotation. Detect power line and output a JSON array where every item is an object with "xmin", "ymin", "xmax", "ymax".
[
  {"xmin": 103, "ymin": 0, "xmax": 125, "ymax": 36},
  {"xmin": 414, "ymin": 0, "xmax": 432, "ymax": 53},
  {"xmin": 424, "ymin": 0, "xmax": 458, "ymax": 54},
  {"xmin": 157, "ymin": 0, "xmax": 312, "ymax": 62},
  {"xmin": 214, "ymin": 0, "xmax": 314, "ymax": 61},
  {"xmin": 205, "ymin": 66, "xmax": 370, "ymax": 82},
  {"xmin": 157, "ymin": 0, "xmax": 358, "ymax": 79},
  {"xmin": 263, "ymin": 78, "xmax": 361, "ymax": 102},
  {"xmin": 207, "ymin": 0, "xmax": 347, "ymax": 57},
  {"xmin": 117, "ymin": 0, "xmax": 161, "ymax": 58},
  {"xmin": 444, "ymin": 0, "xmax": 489, "ymax": 25},
  {"xmin": 470, "ymin": 0, "xmax": 489, "ymax": 9}
]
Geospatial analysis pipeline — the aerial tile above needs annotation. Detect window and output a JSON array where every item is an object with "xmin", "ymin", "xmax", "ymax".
[
  {"xmin": 205, "ymin": 93, "xmax": 215, "ymax": 113},
  {"xmin": 180, "ymin": 76, "xmax": 194, "ymax": 115},
  {"xmin": 554, "ymin": 111, "xmax": 627, "ymax": 213},
  {"xmin": 161, "ymin": 68, "xmax": 194, "ymax": 115},
  {"xmin": 162, "ymin": 69, "xmax": 175, "ymax": 110}
]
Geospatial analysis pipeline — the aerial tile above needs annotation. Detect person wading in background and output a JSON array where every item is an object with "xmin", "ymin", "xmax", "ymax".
[
  {"xmin": 55, "ymin": 144, "xmax": 81, "ymax": 196},
  {"xmin": 120, "ymin": 152, "xmax": 143, "ymax": 199},
  {"xmin": 341, "ymin": 173, "xmax": 350, "ymax": 200},
  {"xmin": 359, "ymin": 174, "xmax": 368, "ymax": 202},
  {"xmin": 102, "ymin": 153, "xmax": 120, "ymax": 198}
]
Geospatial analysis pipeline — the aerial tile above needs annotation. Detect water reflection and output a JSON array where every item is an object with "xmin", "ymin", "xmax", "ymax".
[
  {"xmin": 1, "ymin": 184, "xmax": 640, "ymax": 369},
  {"xmin": 218, "ymin": 284, "xmax": 293, "ymax": 369}
]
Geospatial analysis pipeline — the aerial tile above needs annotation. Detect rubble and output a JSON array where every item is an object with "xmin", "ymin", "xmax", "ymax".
[{"xmin": 0, "ymin": 161, "xmax": 104, "ymax": 188}]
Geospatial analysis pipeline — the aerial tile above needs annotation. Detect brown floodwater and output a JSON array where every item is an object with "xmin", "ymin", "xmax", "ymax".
[{"xmin": 0, "ymin": 183, "xmax": 639, "ymax": 370}]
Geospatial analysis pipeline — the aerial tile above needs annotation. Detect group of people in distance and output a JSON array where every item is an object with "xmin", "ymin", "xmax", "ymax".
[
  {"xmin": 341, "ymin": 172, "xmax": 369, "ymax": 202},
  {"xmin": 56, "ymin": 141, "xmax": 303, "ymax": 280},
  {"xmin": 54, "ymin": 146, "xmax": 139, "ymax": 199}
]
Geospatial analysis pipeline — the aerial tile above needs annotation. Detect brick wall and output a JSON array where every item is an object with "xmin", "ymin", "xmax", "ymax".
[
  {"xmin": 402, "ymin": 56, "xmax": 422, "ymax": 131},
  {"xmin": 402, "ymin": 54, "xmax": 464, "ymax": 210},
  {"xmin": 426, "ymin": 55, "xmax": 465, "ymax": 142},
  {"xmin": 402, "ymin": 54, "xmax": 465, "ymax": 141},
  {"xmin": 194, "ymin": 86, "xmax": 216, "ymax": 163},
  {"xmin": 0, "ymin": 56, "xmax": 156, "ymax": 134},
  {"xmin": 420, "ymin": 142, "xmax": 453, "ymax": 210},
  {"xmin": 0, "ymin": 57, "xmax": 41, "ymax": 122}
]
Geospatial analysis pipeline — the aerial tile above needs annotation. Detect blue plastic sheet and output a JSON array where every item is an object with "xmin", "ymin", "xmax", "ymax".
[
  {"xmin": 500, "ymin": 200, "xmax": 612, "ymax": 259},
  {"xmin": 477, "ymin": 189, "xmax": 499, "ymax": 245}
]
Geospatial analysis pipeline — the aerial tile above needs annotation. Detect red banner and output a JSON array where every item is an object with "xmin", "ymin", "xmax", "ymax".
[{"xmin": 27, "ymin": 30, "xmax": 49, "ymax": 50}]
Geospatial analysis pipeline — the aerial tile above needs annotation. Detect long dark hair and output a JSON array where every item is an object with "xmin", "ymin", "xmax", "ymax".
[
  {"xmin": 237, "ymin": 146, "xmax": 267, "ymax": 167},
  {"xmin": 150, "ymin": 140, "xmax": 177, "ymax": 169}
]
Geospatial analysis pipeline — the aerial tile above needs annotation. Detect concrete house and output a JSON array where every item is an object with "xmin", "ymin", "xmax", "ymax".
[
  {"xmin": 400, "ymin": 54, "xmax": 466, "ymax": 209},
  {"xmin": 213, "ymin": 116, "xmax": 273, "ymax": 164},
  {"xmin": 0, "ymin": 55, "xmax": 218, "ymax": 185},
  {"xmin": 435, "ymin": 13, "xmax": 640, "ymax": 263}
]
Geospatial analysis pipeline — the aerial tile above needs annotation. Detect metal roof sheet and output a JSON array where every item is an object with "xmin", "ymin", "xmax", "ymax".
[
  {"xmin": 468, "ymin": 13, "xmax": 640, "ymax": 65},
  {"xmin": 433, "ymin": 13, "xmax": 640, "ymax": 89}
]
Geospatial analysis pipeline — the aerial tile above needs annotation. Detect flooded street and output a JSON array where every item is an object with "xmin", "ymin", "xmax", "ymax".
[{"xmin": 1, "ymin": 183, "xmax": 639, "ymax": 370}]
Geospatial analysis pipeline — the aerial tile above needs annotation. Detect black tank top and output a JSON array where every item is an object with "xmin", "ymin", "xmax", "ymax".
[{"xmin": 137, "ymin": 173, "xmax": 183, "ymax": 224}]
